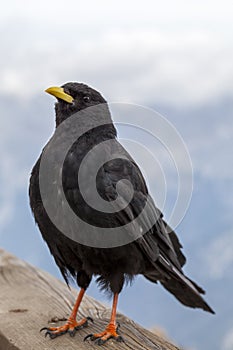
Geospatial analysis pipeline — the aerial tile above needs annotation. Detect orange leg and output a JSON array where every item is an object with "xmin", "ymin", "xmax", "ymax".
[
  {"xmin": 41, "ymin": 288, "xmax": 93, "ymax": 338},
  {"xmin": 84, "ymin": 293, "xmax": 124, "ymax": 345}
]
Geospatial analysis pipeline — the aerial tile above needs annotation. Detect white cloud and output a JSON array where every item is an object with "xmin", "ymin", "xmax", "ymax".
[
  {"xmin": 2, "ymin": 0, "xmax": 233, "ymax": 27},
  {"xmin": 0, "ymin": 1, "xmax": 232, "ymax": 106}
]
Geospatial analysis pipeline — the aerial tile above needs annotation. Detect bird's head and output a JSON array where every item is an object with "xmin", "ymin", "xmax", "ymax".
[{"xmin": 45, "ymin": 82, "xmax": 107, "ymax": 126}]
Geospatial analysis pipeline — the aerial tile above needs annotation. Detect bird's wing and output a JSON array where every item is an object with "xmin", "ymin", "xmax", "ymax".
[
  {"xmin": 101, "ymin": 147, "xmax": 214, "ymax": 313},
  {"xmin": 97, "ymin": 140, "xmax": 185, "ymax": 271},
  {"xmin": 61, "ymin": 135, "xmax": 185, "ymax": 270}
]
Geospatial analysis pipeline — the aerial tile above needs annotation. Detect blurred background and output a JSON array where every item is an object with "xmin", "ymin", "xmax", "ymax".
[{"xmin": 1, "ymin": 1, "xmax": 233, "ymax": 349}]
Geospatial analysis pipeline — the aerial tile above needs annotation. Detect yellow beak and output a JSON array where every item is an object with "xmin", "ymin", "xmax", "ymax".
[{"xmin": 45, "ymin": 86, "xmax": 74, "ymax": 104}]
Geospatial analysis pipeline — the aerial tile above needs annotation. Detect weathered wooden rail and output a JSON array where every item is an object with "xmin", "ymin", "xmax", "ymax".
[{"xmin": 0, "ymin": 248, "xmax": 181, "ymax": 350}]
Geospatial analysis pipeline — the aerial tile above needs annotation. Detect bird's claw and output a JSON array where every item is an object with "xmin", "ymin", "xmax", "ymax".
[
  {"xmin": 84, "ymin": 333, "xmax": 94, "ymax": 341},
  {"xmin": 86, "ymin": 316, "xmax": 94, "ymax": 324},
  {"xmin": 44, "ymin": 329, "xmax": 66, "ymax": 339},
  {"xmin": 40, "ymin": 316, "xmax": 93, "ymax": 339},
  {"xmin": 116, "ymin": 335, "xmax": 125, "ymax": 342},
  {"xmin": 83, "ymin": 323, "xmax": 124, "ymax": 345},
  {"xmin": 68, "ymin": 328, "xmax": 76, "ymax": 337}
]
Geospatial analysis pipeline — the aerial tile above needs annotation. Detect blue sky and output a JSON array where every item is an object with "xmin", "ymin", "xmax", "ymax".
[{"xmin": 1, "ymin": 1, "xmax": 233, "ymax": 349}]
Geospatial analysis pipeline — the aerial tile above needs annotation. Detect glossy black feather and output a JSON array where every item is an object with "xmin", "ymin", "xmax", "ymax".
[{"xmin": 29, "ymin": 82, "xmax": 214, "ymax": 313}]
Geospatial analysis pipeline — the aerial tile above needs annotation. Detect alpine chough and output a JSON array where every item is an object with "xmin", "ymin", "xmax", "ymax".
[{"xmin": 29, "ymin": 82, "xmax": 214, "ymax": 344}]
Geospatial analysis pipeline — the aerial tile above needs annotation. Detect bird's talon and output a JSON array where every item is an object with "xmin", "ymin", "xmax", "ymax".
[
  {"xmin": 45, "ymin": 330, "xmax": 58, "ymax": 339},
  {"xmin": 40, "ymin": 327, "xmax": 48, "ymax": 333},
  {"xmin": 75, "ymin": 316, "xmax": 92, "ymax": 330},
  {"xmin": 116, "ymin": 335, "xmax": 125, "ymax": 342},
  {"xmin": 41, "ymin": 316, "xmax": 91, "ymax": 339},
  {"xmin": 86, "ymin": 322, "xmax": 122, "ymax": 344},
  {"xmin": 86, "ymin": 316, "xmax": 94, "ymax": 323},
  {"xmin": 83, "ymin": 333, "xmax": 93, "ymax": 341},
  {"xmin": 95, "ymin": 338, "xmax": 106, "ymax": 345},
  {"xmin": 68, "ymin": 329, "xmax": 76, "ymax": 337}
]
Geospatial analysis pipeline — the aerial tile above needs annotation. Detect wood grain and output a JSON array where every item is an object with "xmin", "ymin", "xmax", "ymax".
[{"xmin": 0, "ymin": 248, "xmax": 181, "ymax": 350}]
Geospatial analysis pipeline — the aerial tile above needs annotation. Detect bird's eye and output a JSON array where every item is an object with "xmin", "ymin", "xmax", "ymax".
[{"xmin": 83, "ymin": 95, "xmax": 90, "ymax": 103}]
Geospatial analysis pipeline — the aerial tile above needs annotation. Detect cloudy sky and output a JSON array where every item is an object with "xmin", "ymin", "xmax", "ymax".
[
  {"xmin": 1, "ymin": 1, "xmax": 233, "ymax": 349},
  {"xmin": 1, "ymin": 0, "xmax": 233, "ymax": 105}
]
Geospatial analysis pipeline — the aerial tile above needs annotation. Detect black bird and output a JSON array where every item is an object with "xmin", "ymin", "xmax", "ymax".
[{"xmin": 29, "ymin": 82, "xmax": 214, "ymax": 344}]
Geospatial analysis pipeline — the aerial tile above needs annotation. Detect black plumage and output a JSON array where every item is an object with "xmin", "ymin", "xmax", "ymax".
[{"xmin": 29, "ymin": 82, "xmax": 214, "ymax": 343}]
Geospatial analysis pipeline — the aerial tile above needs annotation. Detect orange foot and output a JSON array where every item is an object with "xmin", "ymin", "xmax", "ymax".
[
  {"xmin": 84, "ymin": 322, "xmax": 124, "ymax": 345},
  {"xmin": 40, "ymin": 316, "xmax": 93, "ymax": 339}
]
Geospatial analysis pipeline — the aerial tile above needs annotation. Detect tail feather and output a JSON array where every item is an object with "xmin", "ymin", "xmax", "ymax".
[{"xmin": 160, "ymin": 262, "xmax": 215, "ymax": 314}]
